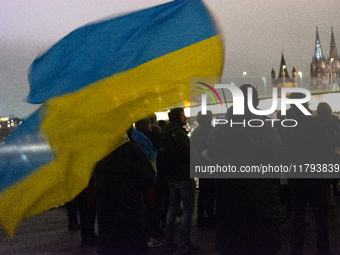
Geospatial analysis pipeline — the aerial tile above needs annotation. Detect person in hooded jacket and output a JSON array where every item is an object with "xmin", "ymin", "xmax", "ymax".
[{"xmin": 94, "ymin": 134, "xmax": 155, "ymax": 255}]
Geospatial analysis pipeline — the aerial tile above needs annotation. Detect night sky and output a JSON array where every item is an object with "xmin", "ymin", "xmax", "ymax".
[{"xmin": 1, "ymin": 0, "xmax": 339, "ymax": 118}]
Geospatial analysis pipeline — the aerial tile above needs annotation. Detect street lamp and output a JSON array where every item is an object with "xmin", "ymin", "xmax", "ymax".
[
  {"xmin": 330, "ymin": 58, "xmax": 334, "ymax": 91},
  {"xmin": 262, "ymin": 77, "xmax": 266, "ymax": 96},
  {"xmin": 282, "ymin": 65, "xmax": 286, "ymax": 87},
  {"xmin": 298, "ymin": 71, "xmax": 302, "ymax": 88},
  {"xmin": 243, "ymin": 71, "xmax": 247, "ymax": 83}
]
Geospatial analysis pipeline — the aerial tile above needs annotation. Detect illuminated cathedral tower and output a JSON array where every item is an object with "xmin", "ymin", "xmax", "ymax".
[
  {"xmin": 310, "ymin": 26, "xmax": 339, "ymax": 90},
  {"xmin": 329, "ymin": 27, "xmax": 340, "ymax": 86},
  {"xmin": 271, "ymin": 53, "xmax": 297, "ymax": 94}
]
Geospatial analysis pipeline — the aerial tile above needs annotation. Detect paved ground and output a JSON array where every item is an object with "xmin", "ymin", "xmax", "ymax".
[{"xmin": 1, "ymin": 193, "xmax": 340, "ymax": 255}]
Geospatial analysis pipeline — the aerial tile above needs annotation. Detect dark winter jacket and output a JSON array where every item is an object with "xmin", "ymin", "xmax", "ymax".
[
  {"xmin": 207, "ymin": 112, "xmax": 284, "ymax": 255},
  {"xmin": 94, "ymin": 141, "xmax": 155, "ymax": 254},
  {"xmin": 314, "ymin": 114, "xmax": 340, "ymax": 150},
  {"xmin": 191, "ymin": 123, "xmax": 212, "ymax": 165},
  {"xmin": 158, "ymin": 121, "xmax": 190, "ymax": 183},
  {"xmin": 279, "ymin": 107, "xmax": 335, "ymax": 166},
  {"xmin": 278, "ymin": 106, "xmax": 334, "ymax": 202}
]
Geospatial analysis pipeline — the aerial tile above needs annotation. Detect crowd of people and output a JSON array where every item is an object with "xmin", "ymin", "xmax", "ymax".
[{"xmin": 65, "ymin": 84, "xmax": 340, "ymax": 255}]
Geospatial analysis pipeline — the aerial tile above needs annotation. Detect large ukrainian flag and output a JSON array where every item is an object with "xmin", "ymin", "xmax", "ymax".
[{"xmin": 0, "ymin": 0, "xmax": 223, "ymax": 237}]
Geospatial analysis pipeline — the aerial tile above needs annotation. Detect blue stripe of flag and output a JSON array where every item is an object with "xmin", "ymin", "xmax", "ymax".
[{"xmin": 28, "ymin": 0, "xmax": 217, "ymax": 104}]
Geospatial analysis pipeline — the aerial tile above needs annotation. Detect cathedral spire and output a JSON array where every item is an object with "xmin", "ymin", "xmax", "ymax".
[
  {"xmin": 329, "ymin": 26, "xmax": 338, "ymax": 60},
  {"xmin": 314, "ymin": 26, "xmax": 323, "ymax": 61},
  {"xmin": 278, "ymin": 53, "xmax": 290, "ymax": 78}
]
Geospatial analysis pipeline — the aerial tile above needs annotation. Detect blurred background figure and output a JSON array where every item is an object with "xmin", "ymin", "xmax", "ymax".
[
  {"xmin": 66, "ymin": 178, "xmax": 97, "ymax": 246},
  {"xmin": 279, "ymin": 94, "xmax": 334, "ymax": 255},
  {"xmin": 158, "ymin": 120, "xmax": 167, "ymax": 130},
  {"xmin": 160, "ymin": 108, "xmax": 200, "ymax": 253},
  {"xmin": 191, "ymin": 110, "xmax": 216, "ymax": 228},
  {"xmin": 314, "ymin": 102, "xmax": 340, "ymax": 204},
  {"xmin": 314, "ymin": 102, "xmax": 340, "ymax": 153},
  {"xmin": 79, "ymin": 177, "xmax": 97, "ymax": 246},
  {"xmin": 143, "ymin": 115, "xmax": 170, "ymax": 239},
  {"xmin": 66, "ymin": 197, "xmax": 81, "ymax": 231},
  {"xmin": 207, "ymin": 84, "xmax": 283, "ymax": 255},
  {"xmin": 132, "ymin": 118, "xmax": 161, "ymax": 248}
]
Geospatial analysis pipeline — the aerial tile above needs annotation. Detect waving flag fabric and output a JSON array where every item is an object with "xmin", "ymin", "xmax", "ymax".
[{"xmin": 0, "ymin": 0, "xmax": 223, "ymax": 237}]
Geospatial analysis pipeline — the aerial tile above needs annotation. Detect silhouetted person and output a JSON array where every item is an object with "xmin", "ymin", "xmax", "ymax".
[
  {"xmin": 66, "ymin": 197, "xmax": 81, "ymax": 231},
  {"xmin": 66, "ymin": 177, "xmax": 97, "ymax": 245},
  {"xmin": 191, "ymin": 110, "xmax": 216, "ymax": 228},
  {"xmin": 314, "ymin": 102, "xmax": 340, "ymax": 203},
  {"xmin": 207, "ymin": 84, "xmax": 284, "ymax": 255},
  {"xmin": 314, "ymin": 102, "xmax": 340, "ymax": 151},
  {"xmin": 158, "ymin": 120, "xmax": 167, "ymax": 129},
  {"xmin": 132, "ymin": 118, "xmax": 157, "ymax": 169},
  {"xmin": 141, "ymin": 114, "xmax": 169, "ymax": 239},
  {"xmin": 94, "ymin": 135, "xmax": 155, "ymax": 255},
  {"xmin": 154, "ymin": 119, "xmax": 170, "ymax": 230},
  {"xmin": 160, "ymin": 107, "xmax": 200, "ymax": 253},
  {"xmin": 131, "ymin": 118, "xmax": 161, "ymax": 247},
  {"xmin": 275, "ymin": 112, "xmax": 292, "ymax": 223},
  {"xmin": 278, "ymin": 93, "xmax": 334, "ymax": 255},
  {"xmin": 79, "ymin": 176, "xmax": 97, "ymax": 246}
]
